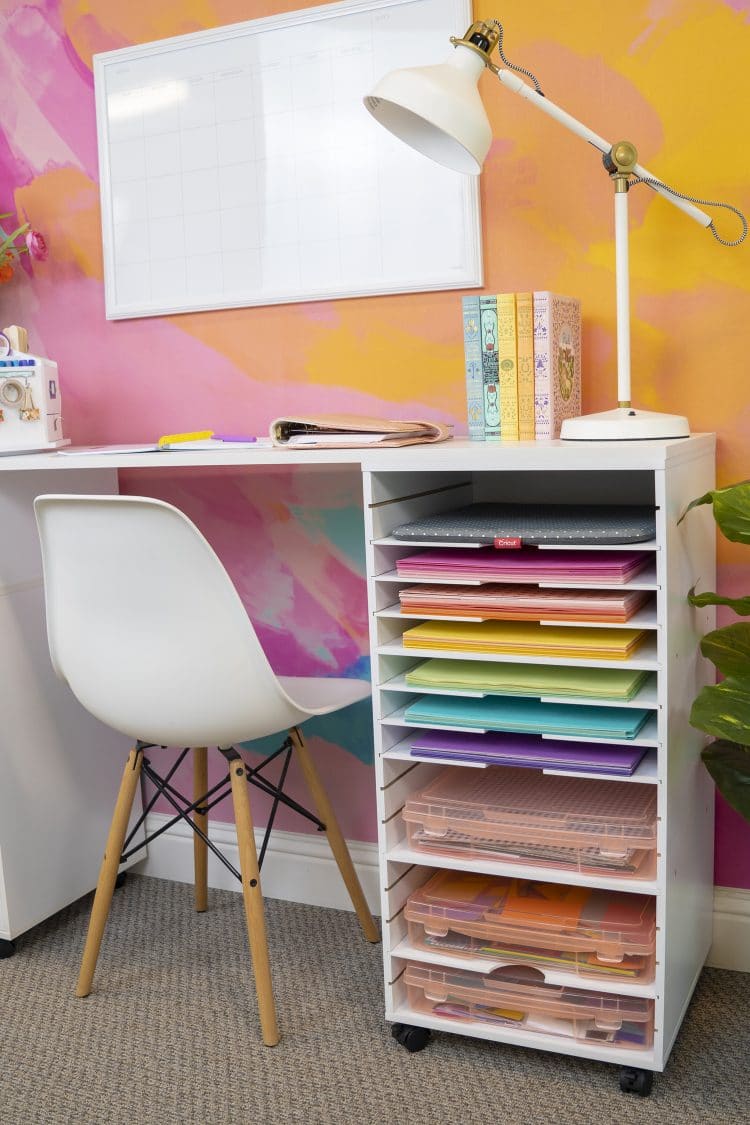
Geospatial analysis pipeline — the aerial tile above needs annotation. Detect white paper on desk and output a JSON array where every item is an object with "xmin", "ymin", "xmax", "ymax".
[
  {"xmin": 158, "ymin": 438, "xmax": 272, "ymax": 450},
  {"xmin": 56, "ymin": 444, "xmax": 161, "ymax": 455}
]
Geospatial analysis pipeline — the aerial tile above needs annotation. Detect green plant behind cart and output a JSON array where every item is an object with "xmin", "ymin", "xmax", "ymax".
[{"xmin": 681, "ymin": 480, "xmax": 750, "ymax": 822}]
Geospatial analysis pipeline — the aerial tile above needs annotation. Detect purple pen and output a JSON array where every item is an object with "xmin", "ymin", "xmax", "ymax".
[{"xmin": 213, "ymin": 434, "xmax": 258, "ymax": 442}]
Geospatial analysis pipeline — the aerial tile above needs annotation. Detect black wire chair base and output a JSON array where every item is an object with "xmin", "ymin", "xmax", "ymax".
[{"xmin": 119, "ymin": 738, "xmax": 326, "ymax": 883}]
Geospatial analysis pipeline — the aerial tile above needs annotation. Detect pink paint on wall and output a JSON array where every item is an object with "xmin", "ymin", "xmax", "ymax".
[{"xmin": 3, "ymin": 0, "xmax": 750, "ymax": 881}]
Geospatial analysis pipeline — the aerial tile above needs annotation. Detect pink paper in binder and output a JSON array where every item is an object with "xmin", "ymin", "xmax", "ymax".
[{"xmin": 396, "ymin": 548, "xmax": 650, "ymax": 585}]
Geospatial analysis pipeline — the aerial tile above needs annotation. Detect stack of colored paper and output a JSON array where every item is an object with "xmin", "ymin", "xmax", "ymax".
[
  {"xmin": 404, "ymin": 659, "xmax": 649, "ymax": 701},
  {"xmin": 403, "ymin": 694, "xmax": 650, "ymax": 740},
  {"xmin": 395, "ymin": 548, "xmax": 651, "ymax": 584},
  {"xmin": 398, "ymin": 583, "xmax": 650, "ymax": 623},
  {"xmin": 408, "ymin": 729, "xmax": 647, "ymax": 774},
  {"xmin": 402, "ymin": 620, "xmax": 647, "ymax": 660}
]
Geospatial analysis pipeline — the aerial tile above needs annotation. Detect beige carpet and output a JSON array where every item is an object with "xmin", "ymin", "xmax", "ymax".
[{"xmin": 1, "ymin": 874, "xmax": 747, "ymax": 1125}]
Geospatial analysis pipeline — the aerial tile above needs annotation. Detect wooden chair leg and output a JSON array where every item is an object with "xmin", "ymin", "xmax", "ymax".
[
  {"xmin": 193, "ymin": 746, "xmax": 208, "ymax": 912},
  {"xmin": 76, "ymin": 746, "xmax": 143, "ymax": 998},
  {"xmin": 228, "ymin": 753, "xmax": 280, "ymax": 1047},
  {"xmin": 289, "ymin": 726, "xmax": 380, "ymax": 944}
]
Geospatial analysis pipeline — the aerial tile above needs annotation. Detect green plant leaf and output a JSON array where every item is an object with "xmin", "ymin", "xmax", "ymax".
[
  {"xmin": 679, "ymin": 479, "xmax": 750, "ymax": 543},
  {"xmin": 678, "ymin": 489, "xmax": 719, "ymax": 524},
  {"xmin": 688, "ymin": 584, "xmax": 750, "ymax": 614},
  {"xmin": 700, "ymin": 622, "xmax": 750, "ymax": 676},
  {"xmin": 690, "ymin": 677, "xmax": 750, "ymax": 743},
  {"xmin": 701, "ymin": 740, "xmax": 750, "ymax": 823}
]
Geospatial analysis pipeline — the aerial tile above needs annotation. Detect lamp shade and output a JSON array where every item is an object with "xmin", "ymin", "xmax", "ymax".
[{"xmin": 363, "ymin": 47, "xmax": 490, "ymax": 174}]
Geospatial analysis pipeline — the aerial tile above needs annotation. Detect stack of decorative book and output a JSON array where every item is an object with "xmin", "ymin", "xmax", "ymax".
[{"xmin": 462, "ymin": 291, "xmax": 581, "ymax": 440}]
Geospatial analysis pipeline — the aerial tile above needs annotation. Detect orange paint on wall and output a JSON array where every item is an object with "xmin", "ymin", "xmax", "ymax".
[{"xmin": 15, "ymin": 168, "xmax": 103, "ymax": 280}]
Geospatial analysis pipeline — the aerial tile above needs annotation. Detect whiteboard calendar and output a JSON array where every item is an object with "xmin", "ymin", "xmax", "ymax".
[{"xmin": 93, "ymin": 0, "xmax": 482, "ymax": 319}]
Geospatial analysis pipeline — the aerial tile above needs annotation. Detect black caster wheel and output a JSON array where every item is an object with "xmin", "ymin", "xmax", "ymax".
[
  {"xmin": 619, "ymin": 1067, "xmax": 653, "ymax": 1097},
  {"xmin": 391, "ymin": 1022, "xmax": 432, "ymax": 1053},
  {"xmin": 0, "ymin": 938, "xmax": 16, "ymax": 959},
  {"xmin": 115, "ymin": 871, "xmax": 127, "ymax": 890}
]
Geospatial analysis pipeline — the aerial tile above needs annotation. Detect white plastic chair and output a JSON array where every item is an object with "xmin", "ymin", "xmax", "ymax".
[{"xmin": 34, "ymin": 494, "xmax": 379, "ymax": 1046}]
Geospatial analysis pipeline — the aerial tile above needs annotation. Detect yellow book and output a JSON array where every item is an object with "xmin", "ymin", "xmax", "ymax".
[
  {"xmin": 515, "ymin": 291, "xmax": 535, "ymax": 440},
  {"xmin": 496, "ymin": 292, "xmax": 519, "ymax": 440}
]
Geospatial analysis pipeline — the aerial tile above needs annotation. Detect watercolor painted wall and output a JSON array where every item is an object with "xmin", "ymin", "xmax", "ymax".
[{"xmin": 2, "ymin": 0, "xmax": 749, "ymax": 886}]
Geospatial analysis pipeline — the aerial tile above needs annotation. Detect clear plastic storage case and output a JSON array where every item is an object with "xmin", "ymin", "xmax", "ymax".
[
  {"xmin": 404, "ymin": 961, "xmax": 654, "ymax": 1049},
  {"xmin": 405, "ymin": 870, "xmax": 656, "ymax": 982},
  {"xmin": 402, "ymin": 767, "xmax": 657, "ymax": 878}
]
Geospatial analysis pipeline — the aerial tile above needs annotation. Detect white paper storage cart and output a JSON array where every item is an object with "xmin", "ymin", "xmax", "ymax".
[{"xmin": 362, "ymin": 435, "xmax": 716, "ymax": 1097}]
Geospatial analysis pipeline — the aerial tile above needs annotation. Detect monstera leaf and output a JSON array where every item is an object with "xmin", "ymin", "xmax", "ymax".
[
  {"xmin": 690, "ymin": 677, "xmax": 750, "ymax": 745},
  {"xmin": 701, "ymin": 741, "xmax": 750, "ymax": 822}
]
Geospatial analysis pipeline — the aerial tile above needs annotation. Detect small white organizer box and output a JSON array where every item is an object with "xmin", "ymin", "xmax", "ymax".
[
  {"xmin": 0, "ymin": 353, "xmax": 64, "ymax": 452},
  {"xmin": 362, "ymin": 436, "xmax": 716, "ymax": 1096}
]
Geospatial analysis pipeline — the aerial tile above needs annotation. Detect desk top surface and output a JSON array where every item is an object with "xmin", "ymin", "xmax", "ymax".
[{"xmin": 0, "ymin": 435, "xmax": 715, "ymax": 474}]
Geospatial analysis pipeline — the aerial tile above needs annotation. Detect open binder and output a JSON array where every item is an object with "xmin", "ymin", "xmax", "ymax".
[{"xmin": 269, "ymin": 413, "xmax": 452, "ymax": 448}]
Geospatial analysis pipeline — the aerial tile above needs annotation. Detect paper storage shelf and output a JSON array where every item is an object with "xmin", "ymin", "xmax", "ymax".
[
  {"xmin": 363, "ymin": 440, "xmax": 716, "ymax": 1084},
  {"xmin": 404, "ymin": 962, "xmax": 654, "ymax": 1050},
  {"xmin": 405, "ymin": 870, "xmax": 656, "ymax": 982},
  {"xmin": 402, "ymin": 766, "xmax": 657, "ymax": 878}
]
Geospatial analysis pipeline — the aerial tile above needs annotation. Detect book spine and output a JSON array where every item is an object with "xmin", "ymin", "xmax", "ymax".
[
  {"xmin": 461, "ymin": 295, "xmax": 484, "ymax": 441},
  {"xmin": 550, "ymin": 296, "xmax": 582, "ymax": 438},
  {"xmin": 515, "ymin": 291, "xmax": 535, "ymax": 441},
  {"xmin": 479, "ymin": 294, "xmax": 500, "ymax": 439},
  {"xmin": 496, "ymin": 292, "xmax": 519, "ymax": 440},
  {"xmin": 533, "ymin": 291, "xmax": 552, "ymax": 439}
]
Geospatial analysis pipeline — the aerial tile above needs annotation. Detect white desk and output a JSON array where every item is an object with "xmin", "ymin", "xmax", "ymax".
[{"xmin": 0, "ymin": 435, "xmax": 716, "ymax": 1081}]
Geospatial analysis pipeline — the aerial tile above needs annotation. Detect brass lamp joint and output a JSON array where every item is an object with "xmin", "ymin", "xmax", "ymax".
[
  {"xmin": 603, "ymin": 141, "xmax": 638, "ymax": 191},
  {"xmin": 450, "ymin": 20, "xmax": 500, "ymax": 69}
]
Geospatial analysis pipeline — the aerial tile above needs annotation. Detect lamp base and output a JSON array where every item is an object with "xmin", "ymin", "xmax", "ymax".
[{"xmin": 560, "ymin": 407, "xmax": 690, "ymax": 441}]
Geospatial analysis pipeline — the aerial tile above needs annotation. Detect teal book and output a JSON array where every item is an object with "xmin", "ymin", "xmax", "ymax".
[
  {"xmin": 461, "ymin": 295, "xmax": 484, "ymax": 440},
  {"xmin": 479, "ymin": 294, "xmax": 500, "ymax": 440}
]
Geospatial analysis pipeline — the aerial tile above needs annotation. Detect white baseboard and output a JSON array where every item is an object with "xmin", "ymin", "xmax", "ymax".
[
  {"xmin": 136, "ymin": 815, "xmax": 750, "ymax": 973},
  {"xmin": 135, "ymin": 812, "xmax": 380, "ymax": 915},
  {"xmin": 707, "ymin": 887, "xmax": 750, "ymax": 973}
]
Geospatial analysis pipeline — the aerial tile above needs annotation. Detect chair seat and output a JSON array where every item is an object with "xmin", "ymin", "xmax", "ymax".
[{"xmin": 277, "ymin": 676, "xmax": 371, "ymax": 716}]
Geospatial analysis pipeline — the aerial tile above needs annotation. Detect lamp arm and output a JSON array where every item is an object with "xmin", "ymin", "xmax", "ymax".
[{"xmin": 493, "ymin": 67, "xmax": 712, "ymax": 229}]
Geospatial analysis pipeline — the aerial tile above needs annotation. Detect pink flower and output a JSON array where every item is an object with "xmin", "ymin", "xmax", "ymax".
[{"xmin": 25, "ymin": 230, "xmax": 48, "ymax": 261}]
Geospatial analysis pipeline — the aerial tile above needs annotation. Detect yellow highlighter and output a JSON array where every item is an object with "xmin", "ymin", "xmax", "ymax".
[{"xmin": 158, "ymin": 430, "xmax": 214, "ymax": 448}]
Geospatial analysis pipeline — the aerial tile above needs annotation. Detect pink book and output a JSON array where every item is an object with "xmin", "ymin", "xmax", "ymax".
[{"xmin": 533, "ymin": 293, "xmax": 582, "ymax": 440}]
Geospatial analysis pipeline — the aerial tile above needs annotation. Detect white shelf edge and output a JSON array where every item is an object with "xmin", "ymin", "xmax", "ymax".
[
  {"xmin": 388, "ymin": 1004, "xmax": 657, "ymax": 1067},
  {"xmin": 386, "ymin": 840, "xmax": 657, "ymax": 896}
]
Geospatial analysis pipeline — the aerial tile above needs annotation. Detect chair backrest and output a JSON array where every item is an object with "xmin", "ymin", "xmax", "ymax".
[{"xmin": 34, "ymin": 495, "xmax": 308, "ymax": 746}]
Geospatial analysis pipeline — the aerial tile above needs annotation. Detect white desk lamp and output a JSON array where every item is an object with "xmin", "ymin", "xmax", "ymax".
[{"xmin": 364, "ymin": 19, "xmax": 747, "ymax": 441}]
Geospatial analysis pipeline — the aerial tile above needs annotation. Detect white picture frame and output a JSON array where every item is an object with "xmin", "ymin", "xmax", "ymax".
[{"xmin": 93, "ymin": 0, "xmax": 483, "ymax": 319}]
